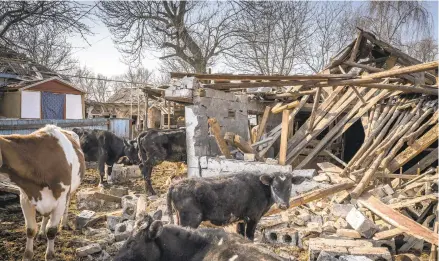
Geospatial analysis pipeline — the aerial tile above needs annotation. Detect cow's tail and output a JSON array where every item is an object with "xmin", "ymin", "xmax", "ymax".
[{"xmin": 167, "ymin": 186, "xmax": 174, "ymax": 224}]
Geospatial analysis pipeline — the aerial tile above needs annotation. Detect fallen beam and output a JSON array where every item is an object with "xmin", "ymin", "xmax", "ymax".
[
  {"xmin": 255, "ymin": 106, "xmax": 271, "ymax": 142},
  {"xmin": 265, "ymin": 182, "xmax": 354, "ymax": 216},
  {"xmin": 388, "ymin": 194, "xmax": 438, "ymax": 209},
  {"xmin": 358, "ymin": 193, "xmax": 438, "ymax": 246},
  {"xmin": 208, "ymin": 118, "xmax": 232, "ymax": 159},
  {"xmin": 170, "ymin": 72, "xmax": 355, "ymax": 81},
  {"xmin": 373, "ymin": 228, "xmax": 404, "ymax": 240},
  {"xmin": 356, "ymin": 83, "xmax": 438, "ymax": 96}
]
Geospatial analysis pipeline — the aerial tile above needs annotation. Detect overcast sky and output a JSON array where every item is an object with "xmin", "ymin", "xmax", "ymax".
[{"xmin": 68, "ymin": 1, "xmax": 439, "ymax": 78}]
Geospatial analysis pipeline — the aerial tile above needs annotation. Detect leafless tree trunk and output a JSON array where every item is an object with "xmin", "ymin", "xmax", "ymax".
[{"xmin": 98, "ymin": 1, "xmax": 240, "ymax": 73}]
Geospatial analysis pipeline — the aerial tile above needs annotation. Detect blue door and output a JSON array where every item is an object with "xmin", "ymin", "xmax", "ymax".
[{"xmin": 41, "ymin": 92, "xmax": 65, "ymax": 119}]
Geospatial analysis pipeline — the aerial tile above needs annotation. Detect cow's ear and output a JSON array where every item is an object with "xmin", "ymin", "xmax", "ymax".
[
  {"xmin": 123, "ymin": 139, "xmax": 129, "ymax": 146},
  {"xmin": 149, "ymin": 221, "xmax": 163, "ymax": 239},
  {"xmin": 291, "ymin": 176, "xmax": 306, "ymax": 185},
  {"xmin": 152, "ymin": 210, "xmax": 162, "ymax": 221},
  {"xmin": 259, "ymin": 174, "xmax": 273, "ymax": 185}
]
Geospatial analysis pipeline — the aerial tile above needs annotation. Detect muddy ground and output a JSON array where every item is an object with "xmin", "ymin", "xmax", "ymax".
[{"xmin": 0, "ymin": 162, "xmax": 305, "ymax": 261}]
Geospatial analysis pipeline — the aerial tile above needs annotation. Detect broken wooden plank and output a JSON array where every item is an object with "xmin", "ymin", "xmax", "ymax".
[
  {"xmin": 307, "ymin": 87, "xmax": 322, "ymax": 133},
  {"xmin": 404, "ymin": 148, "xmax": 438, "ymax": 175},
  {"xmin": 265, "ymin": 182, "xmax": 354, "ymax": 216},
  {"xmin": 207, "ymin": 118, "xmax": 232, "ymax": 159},
  {"xmin": 356, "ymin": 83, "xmax": 438, "ymax": 96},
  {"xmin": 170, "ymin": 72, "xmax": 355, "ymax": 81},
  {"xmin": 317, "ymin": 162, "xmax": 354, "ymax": 184},
  {"xmin": 387, "ymin": 125, "xmax": 438, "ymax": 173},
  {"xmin": 358, "ymin": 193, "xmax": 438, "ymax": 246},
  {"xmin": 279, "ymin": 109, "xmax": 290, "ymax": 165},
  {"xmin": 361, "ymin": 61, "xmax": 438, "ymax": 79},
  {"xmin": 389, "ymin": 195, "xmax": 438, "ymax": 209},
  {"xmin": 373, "ymin": 228, "xmax": 404, "ymax": 240},
  {"xmin": 272, "ymin": 101, "xmax": 299, "ymax": 114},
  {"xmin": 349, "ymin": 31, "xmax": 363, "ymax": 62},
  {"xmin": 255, "ymin": 106, "xmax": 271, "ymax": 142},
  {"xmin": 323, "ymin": 149, "xmax": 347, "ymax": 167},
  {"xmin": 430, "ymin": 222, "xmax": 438, "ymax": 261}
]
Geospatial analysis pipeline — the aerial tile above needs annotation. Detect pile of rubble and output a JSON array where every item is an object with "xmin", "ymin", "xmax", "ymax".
[{"xmin": 256, "ymin": 163, "xmax": 438, "ymax": 261}]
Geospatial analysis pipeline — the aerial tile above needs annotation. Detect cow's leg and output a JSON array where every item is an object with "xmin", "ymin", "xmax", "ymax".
[
  {"xmin": 106, "ymin": 164, "xmax": 113, "ymax": 184},
  {"xmin": 142, "ymin": 164, "xmax": 155, "ymax": 196},
  {"xmin": 38, "ymin": 216, "xmax": 49, "ymax": 239},
  {"xmin": 61, "ymin": 190, "xmax": 72, "ymax": 230},
  {"xmin": 20, "ymin": 194, "xmax": 37, "ymax": 261},
  {"xmin": 236, "ymin": 222, "xmax": 246, "ymax": 237},
  {"xmin": 245, "ymin": 220, "xmax": 257, "ymax": 241},
  {"xmin": 98, "ymin": 149, "xmax": 108, "ymax": 186},
  {"xmin": 45, "ymin": 202, "xmax": 65, "ymax": 261}
]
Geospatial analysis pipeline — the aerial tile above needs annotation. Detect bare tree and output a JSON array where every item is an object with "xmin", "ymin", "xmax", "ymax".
[
  {"xmin": 98, "ymin": 1, "xmax": 240, "ymax": 73},
  {"xmin": 71, "ymin": 66, "xmax": 113, "ymax": 102},
  {"xmin": 226, "ymin": 1, "xmax": 313, "ymax": 75},
  {"xmin": 301, "ymin": 2, "xmax": 356, "ymax": 73},
  {"xmin": 9, "ymin": 25, "xmax": 77, "ymax": 72},
  {"xmin": 0, "ymin": 1, "xmax": 92, "ymax": 45},
  {"xmin": 353, "ymin": 1, "xmax": 433, "ymax": 46},
  {"xmin": 403, "ymin": 37, "xmax": 438, "ymax": 62}
]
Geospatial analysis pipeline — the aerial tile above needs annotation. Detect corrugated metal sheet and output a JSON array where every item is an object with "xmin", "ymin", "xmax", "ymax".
[
  {"xmin": 0, "ymin": 118, "xmax": 131, "ymax": 137},
  {"xmin": 109, "ymin": 118, "xmax": 130, "ymax": 138}
]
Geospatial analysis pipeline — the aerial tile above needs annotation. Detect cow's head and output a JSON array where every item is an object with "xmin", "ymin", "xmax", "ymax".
[
  {"xmin": 114, "ymin": 211, "xmax": 164, "ymax": 261},
  {"xmin": 260, "ymin": 173, "xmax": 305, "ymax": 210},
  {"xmin": 123, "ymin": 139, "xmax": 140, "ymax": 164}
]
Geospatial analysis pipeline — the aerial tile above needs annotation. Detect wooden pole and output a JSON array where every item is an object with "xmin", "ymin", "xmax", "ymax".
[
  {"xmin": 272, "ymin": 101, "xmax": 300, "ymax": 114},
  {"xmin": 362, "ymin": 61, "xmax": 438, "ymax": 79},
  {"xmin": 255, "ymin": 106, "xmax": 271, "ymax": 142},
  {"xmin": 307, "ymin": 87, "xmax": 322, "ymax": 133},
  {"xmin": 279, "ymin": 109, "xmax": 290, "ymax": 165},
  {"xmin": 349, "ymin": 31, "xmax": 362, "ymax": 62},
  {"xmin": 208, "ymin": 118, "xmax": 232, "ymax": 159}
]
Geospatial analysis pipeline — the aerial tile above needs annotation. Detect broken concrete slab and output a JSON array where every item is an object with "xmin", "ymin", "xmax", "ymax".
[
  {"xmin": 316, "ymin": 251, "xmax": 339, "ymax": 261},
  {"xmin": 109, "ymin": 186, "xmax": 129, "ymax": 197},
  {"xmin": 114, "ymin": 220, "xmax": 135, "ymax": 242},
  {"xmin": 76, "ymin": 243, "xmax": 102, "ymax": 257},
  {"xmin": 106, "ymin": 215, "xmax": 121, "ymax": 232},
  {"xmin": 335, "ymin": 217, "xmax": 350, "ymax": 229},
  {"xmin": 76, "ymin": 210, "xmax": 96, "ymax": 230},
  {"xmin": 332, "ymin": 204, "xmax": 355, "ymax": 218},
  {"xmin": 346, "ymin": 208, "xmax": 379, "ymax": 239},
  {"xmin": 121, "ymin": 195, "xmax": 139, "ymax": 220},
  {"xmin": 347, "ymin": 247, "xmax": 392, "ymax": 261},
  {"xmin": 339, "ymin": 256, "xmax": 373, "ymax": 261},
  {"xmin": 76, "ymin": 188, "xmax": 104, "ymax": 211}
]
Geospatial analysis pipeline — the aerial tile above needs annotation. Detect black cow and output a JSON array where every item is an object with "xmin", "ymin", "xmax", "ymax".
[
  {"xmin": 114, "ymin": 211, "xmax": 287, "ymax": 261},
  {"xmin": 72, "ymin": 128, "xmax": 139, "ymax": 186},
  {"xmin": 167, "ymin": 172, "xmax": 306, "ymax": 240},
  {"xmin": 136, "ymin": 129, "xmax": 186, "ymax": 195}
]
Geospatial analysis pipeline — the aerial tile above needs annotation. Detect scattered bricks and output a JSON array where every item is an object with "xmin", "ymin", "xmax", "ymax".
[
  {"xmin": 94, "ymin": 192, "xmax": 122, "ymax": 204},
  {"xmin": 293, "ymin": 169, "xmax": 317, "ymax": 179},
  {"xmin": 332, "ymin": 204, "xmax": 355, "ymax": 218},
  {"xmin": 76, "ymin": 210, "xmax": 96, "ymax": 230},
  {"xmin": 243, "ymin": 153, "xmax": 255, "ymax": 162},
  {"xmin": 309, "ymin": 245, "xmax": 348, "ymax": 261},
  {"xmin": 76, "ymin": 188, "xmax": 104, "ymax": 211},
  {"xmin": 368, "ymin": 239, "xmax": 396, "ymax": 254},
  {"xmin": 265, "ymin": 158, "xmax": 278, "ymax": 165},
  {"xmin": 115, "ymin": 220, "xmax": 135, "ymax": 242},
  {"xmin": 381, "ymin": 184, "xmax": 394, "ymax": 196},
  {"xmin": 107, "ymin": 241, "xmax": 126, "ymax": 256},
  {"xmin": 136, "ymin": 194, "xmax": 148, "ymax": 220},
  {"xmin": 109, "ymin": 164, "xmax": 125, "ymax": 184},
  {"xmin": 307, "ymin": 222, "xmax": 323, "ymax": 234},
  {"xmin": 339, "ymin": 256, "xmax": 373, "ymax": 261},
  {"xmin": 76, "ymin": 243, "xmax": 102, "ymax": 257},
  {"xmin": 371, "ymin": 187, "xmax": 387, "ymax": 198},
  {"xmin": 122, "ymin": 195, "xmax": 139, "ymax": 220},
  {"xmin": 316, "ymin": 251, "xmax": 339, "ymax": 261},
  {"xmin": 399, "ymin": 235, "xmax": 424, "ymax": 253},
  {"xmin": 380, "ymin": 195, "xmax": 394, "ymax": 204},
  {"xmin": 322, "ymin": 221, "xmax": 336, "ymax": 234},
  {"xmin": 313, "ymin": 173, "xmax": 329, "ymax": 182},
  {"xmin": 109, "ymin": 186, "xmax": 129, "ymax": 197},
  {"xmin": 106, "ymin": 215, "xmax": 121, "ymax": 231},
  {"xmin": 348, "ymin": 247, "xmax": 392, "ymax": 261},
  {"xmin": 89, "ymin": 250, "xmax": 111, "ymax": 261},
  {"xmin": 336, "ymin": 229, "xmax": 361, "ymax": 239},
  {"xmin": 310, "ymin": 215, "xmax": 324, "ymax": 226},
  {"xmin": 335, "ymin": 218, "xmax": 350, "ymax": 229},
  {"xmin": 346, "ymin": 208, "xmax": 379, "ymax": 239},
  {"xmin": 298, "ymin": 212, "xmax": 311, "ymax": 222},
  {"xmin": 264, "ymin": 228, "xmax": 298, "ymax": 246},
  {"xmin": 123, "ymin": 165, "xmax": 142, "ymax": 178}
]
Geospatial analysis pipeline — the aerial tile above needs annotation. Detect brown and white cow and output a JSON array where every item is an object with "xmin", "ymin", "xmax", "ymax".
[{"xmin": 0, "ymin": 125, "xmax": 85, "ymax": 261}]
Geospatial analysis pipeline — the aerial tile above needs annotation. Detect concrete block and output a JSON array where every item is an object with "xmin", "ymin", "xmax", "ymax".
[
  {"xmin": 348, "ymin": 247, "xmax": 392, "ymax": 261},
  {"xmin": 310, "ymin": 215, "xmax": 324, "ymax": 226},
  {"xmin": 307, "ymin": 222, "xmax": 323, "ymax": 234},
  {"xmin": 381, "ymin": 184, "xmax": 394, "ymax": 196},
  {"xmin": 136, "ymin": 194, "xmax": 148, "ymax": 220},
  {"xmin": 339, "ymin": 256, "xmax": 373, "ymax": 261},
  {"xmin": 122, "ymin": 195, "xmax": 139, "ymax": 220},
  {"xmin": 243, "ymin": 153, "xmax": 255, "ymax": 162},
  {"xmin": 322, "ymin": 221, "xmax": 336, "ymax": 233},
  {"xmin": 335, "ymin": 217, "xmax": 350, "ymax": 229},
  {"xmin": 368, "ymin": 239, "xmax": 396, "ymax": 254},
  {"xmin": 265, "ymin": 158, "xmax": 278, "ymax": 165},
  {"xmin": 109, "ymin": 186, "xmax": 129, "ymax": 197},
  {"xmin": 76, "ymin": 210, "xmax": 96, "ymax": 230},
  {"xmin": 76, "ymin": 188, "xmax": 104, "ymax": 211},
  {"xmin": 336, "ymin": 229, "xmax": 361, "ymax": 239},
  {"xmin": 264, "ymin": 228, "xmax": 298, "ymax": 246},
  {"xmin": 106, "ymin": 215, "xmax": 121, "ymax": 231},
  {"xmin": 76, "ymin": 243, "xmax": 102, "ymax": 257},
  {"xmin": 332, "ymin": 204, "xmax": 355, "ymax": 218},
  {"xmin": 346, "ymin": 208, "xmax": 379, "ymax": 239},
  {"xmin": 309, "ymin": 245, "xmax": 348, "ymax": 261},
  {"xmin": 115, "ymin": 220, "xmax": 135, "ymax": 242},
  {"xmin": 316, "ymin": 251, "xmax": 339, "ymax": 261},
  {"xmin": 293, "ymin": 169, "xmax": 317, "ymax": 179},
  {"xmin": 107, "ymin": 241, "xmax": 126, "ymax": 256},
  {"xmin": 313, "ymin": 173, "xmax": 329, "ymax": 182}
]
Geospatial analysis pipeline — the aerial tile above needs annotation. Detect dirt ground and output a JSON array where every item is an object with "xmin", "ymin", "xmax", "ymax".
[{"xmin": 0, "ymin": 162, "xmax": 185, "ymax": 261}]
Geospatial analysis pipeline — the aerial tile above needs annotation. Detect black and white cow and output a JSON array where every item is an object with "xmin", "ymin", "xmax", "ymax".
[
  {"xmin": 136, "ymin": 129, "xmax": 186, "ymax": 195},
  {"xmin": 167, "ymin": 172, "xmax": 306, "ymax": 240},
  {"xmin": 72, "ymin": 128, "xmax": 139, "ymax": 186},
  {"xmin": 114, "ymin": 211, "xmax": 287, "ymax": 261}
]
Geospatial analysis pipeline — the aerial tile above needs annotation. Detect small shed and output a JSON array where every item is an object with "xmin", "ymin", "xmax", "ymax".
[{"xmin": 0, "ymin": 77, "xmax": 85, "ymax": 119}]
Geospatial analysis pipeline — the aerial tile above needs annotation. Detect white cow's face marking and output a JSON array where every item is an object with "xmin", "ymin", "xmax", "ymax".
[
  {"xmin": 229, "ymin": 255, "xmax": 239, "ymax": 261},
  {"xmin": 218, "ymin": 238, "xmax": 223, "ymax": 246},
  {"xmin": 279, "ymin": 175, "xmax": 286, "ymax": 181}
]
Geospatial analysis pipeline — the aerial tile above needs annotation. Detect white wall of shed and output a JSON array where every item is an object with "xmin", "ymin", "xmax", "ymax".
[
  {"xmin": 66, "ymin": 94, "xmax": 83, "ymax": 119},
  {"xmin": 21, "ymin": 91, "xmax": 41, "ymax": 119}
]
